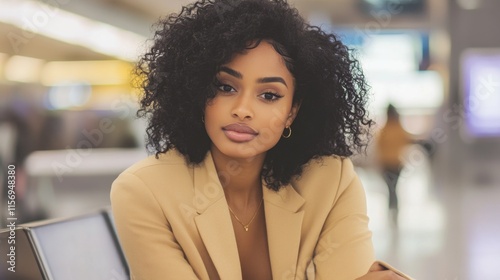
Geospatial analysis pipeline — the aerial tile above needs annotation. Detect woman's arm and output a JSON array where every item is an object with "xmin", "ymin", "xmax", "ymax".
[
  {"xmin": 110, "ymin": 172, "xmax": 199, "ymax": 280},
  {"xmin": 312, "ymin": 158, "xmax": 412, "ymax": 280},
  {"xmin": 312, "ymin": 158, "xmax": 375, "ymax": 279}
]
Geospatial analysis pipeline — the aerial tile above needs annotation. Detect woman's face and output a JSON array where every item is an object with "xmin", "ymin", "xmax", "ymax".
[{"xmin": 204, "ymin": 41, "xmax": 299, "ymax": 161}]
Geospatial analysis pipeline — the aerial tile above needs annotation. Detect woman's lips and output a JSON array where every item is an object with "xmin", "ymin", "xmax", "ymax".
[{"xmin": 222, "ymin": 124, "xmax": 258, "ymax": 143}]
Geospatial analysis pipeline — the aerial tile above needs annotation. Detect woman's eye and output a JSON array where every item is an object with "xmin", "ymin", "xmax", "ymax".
[
  {"xmin": 217, "ymin": 84, "xmax": 235, "ymax": 92},
  {"xmin": 260, "ymin": 92, "xmax": 283, "ymax": 101}
]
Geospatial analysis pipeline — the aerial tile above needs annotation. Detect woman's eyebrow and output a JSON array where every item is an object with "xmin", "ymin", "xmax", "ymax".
[
  {"xmin": 257, "ymin": 77, "xmax": 288, "ymax": 88},
  {"xmin": 219, "ymin": 66, "xmax": 288, "ymax": 88},
  {"xmin": 219, "ymin": 66, "xmax": 242, "ymax": 78}
]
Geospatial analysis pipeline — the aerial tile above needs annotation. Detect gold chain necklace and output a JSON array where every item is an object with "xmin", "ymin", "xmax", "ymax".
[{"xmin": 227, "ymin": 199, "xmax": 263, "ymax": 232}]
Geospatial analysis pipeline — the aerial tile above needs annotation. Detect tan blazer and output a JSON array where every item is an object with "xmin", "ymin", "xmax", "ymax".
[{"xmin": 111, "ymin": 150, "xmax": 386, "ymax": 280}]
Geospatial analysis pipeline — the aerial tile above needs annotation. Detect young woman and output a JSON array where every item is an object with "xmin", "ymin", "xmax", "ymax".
[
  {"xmin": 376, "ymin": 104, "xmax": 412, "ymax": 225},
  {"xmin": 111, "ymin": 0, "xmax": 412, "ymax": 279}
]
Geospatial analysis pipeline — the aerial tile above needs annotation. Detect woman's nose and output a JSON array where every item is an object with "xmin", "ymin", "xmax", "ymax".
[{"xmin": 231, "ymin": 93, "xmax": 253, "ymax": 120}]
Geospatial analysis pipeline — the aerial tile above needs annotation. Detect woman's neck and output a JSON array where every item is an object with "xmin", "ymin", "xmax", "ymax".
[{"xmin": 210, "ymin": 146, "xmax": 265, "ymax": 209}]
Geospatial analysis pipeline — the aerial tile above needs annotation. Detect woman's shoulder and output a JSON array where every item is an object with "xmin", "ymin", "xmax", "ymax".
[
  {"xmin": 112, "ymin": 149, "xmax": 195, "ymax": 195},
  {"xmin": 292, "ymin": 155, "xmax": 358, "ymax": 195},
  {"xmin": 110, "ymin": 150, "xmax": 201, "ymax": 214},
  {"xmin": 300, "ymin": 155, "xmax": 356, "ymax": 180},
  {"xmin": 120, "ymin": 149, "xmax": 189, "ymax": 176}
]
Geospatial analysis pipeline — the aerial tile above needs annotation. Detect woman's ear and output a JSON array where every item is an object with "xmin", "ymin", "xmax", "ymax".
[{"xmin": 286, "ymin": 102, "xmax": 301, "ymax": 127}]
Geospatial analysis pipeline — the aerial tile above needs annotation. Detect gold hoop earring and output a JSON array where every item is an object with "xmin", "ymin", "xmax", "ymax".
[{"xmin": 282, "ymin": 126, "xmax": 292, "ymax": 138}]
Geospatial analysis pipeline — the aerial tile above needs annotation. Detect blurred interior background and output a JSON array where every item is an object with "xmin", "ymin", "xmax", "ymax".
[{"xmin": 0, "ymin": 0, "xmax": 499, "ymax": 279}]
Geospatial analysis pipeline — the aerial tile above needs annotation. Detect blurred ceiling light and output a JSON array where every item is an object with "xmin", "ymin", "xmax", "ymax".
[
  {"xmin": 46, "ymin": 82, "xmax": 92, "ymax": 110},
  {"xmin": 367, "ymin": 71, "xmax": 444, "ymax": 112},
  {"xmin": 0, "ymin": 0, "xmax": 146, "ymax": 61},
  {"xmin": 360, "ymin": 34, "xmax": 419, "ymax": 73},
  {"xmin": 4, "ymin": 55, "xmax": 45, "ymax": 83},
  {"xmin": 41, "ymin": 60, "xmax": 133, "ymax": 86}
]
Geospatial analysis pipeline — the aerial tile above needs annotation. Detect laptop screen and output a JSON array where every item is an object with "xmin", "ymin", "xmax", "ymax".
[{"xmin": 32, "ymin": 213, "xmax": 128, "ymax": 280}]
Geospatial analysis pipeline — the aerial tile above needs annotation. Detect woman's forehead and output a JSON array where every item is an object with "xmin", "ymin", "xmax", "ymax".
[{"xmin": 220, "ymin": 41, "xmax": 292, "ymax": 77}]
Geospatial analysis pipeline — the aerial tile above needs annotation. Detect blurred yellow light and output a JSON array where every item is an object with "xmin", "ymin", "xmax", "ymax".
[
  {"xmin": 4, "ymin": 55, "xmax": 45, "ymax": 83},
  {"xmin": 41, "ymin": 60, "xmax": 134, "ymax": 86}
]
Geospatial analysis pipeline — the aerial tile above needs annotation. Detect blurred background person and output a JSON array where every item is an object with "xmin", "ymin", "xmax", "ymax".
[{"xmin": 375, "ymin": 104, "xmax": 412, "ymax": 225}]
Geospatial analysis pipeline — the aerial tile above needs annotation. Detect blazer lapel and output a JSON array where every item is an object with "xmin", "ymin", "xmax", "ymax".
[
  {"xmin": 263, "ymin": 183, "xmax": 305, "ymax": 279},
  {"xmin": 193, "ymin": 152, "xmax": 242, "ymax": 280}
]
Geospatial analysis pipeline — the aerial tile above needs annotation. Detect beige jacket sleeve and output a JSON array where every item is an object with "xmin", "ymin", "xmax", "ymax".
[
  {"xmin": 311, "ymin": 158, "xmax": 413, "ymax": 280},
  {"xmin": 110, "ymin": 172, "xmax": 199, "ymax": 280},
  {"xmin": 312, "ymin": 158, "xmax": 376, "ymax": 279}
]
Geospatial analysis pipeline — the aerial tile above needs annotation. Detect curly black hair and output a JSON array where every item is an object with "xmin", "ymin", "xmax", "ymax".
[{"xmin": 136, "ymin": 0, "xmax": 374, "ymax": 191}]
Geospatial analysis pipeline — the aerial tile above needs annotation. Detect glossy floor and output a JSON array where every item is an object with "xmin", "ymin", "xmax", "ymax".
[{"xmin": 359, "ymin": 147, "xmax": 500, "ymax": 280}]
